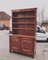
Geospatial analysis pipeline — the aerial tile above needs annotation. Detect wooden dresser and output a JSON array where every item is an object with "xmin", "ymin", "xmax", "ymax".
[{"xmin": 9, "ymin": 8, "xmax": 37, "ymax": 58}]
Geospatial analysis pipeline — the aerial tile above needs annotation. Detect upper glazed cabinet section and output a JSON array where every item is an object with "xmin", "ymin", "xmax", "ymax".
[{"xmin": 12, "ymin": 8, "xmax": 37, "ymax": 17}]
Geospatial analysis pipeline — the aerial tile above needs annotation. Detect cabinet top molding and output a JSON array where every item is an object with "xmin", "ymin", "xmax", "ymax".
[{"xmin": 12, "ymin": 8, "xmax": 37, "ymax": 12}]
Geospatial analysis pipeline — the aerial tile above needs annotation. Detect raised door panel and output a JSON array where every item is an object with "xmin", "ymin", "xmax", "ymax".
[
  {"xmin": 21, "ymin": 37, "xmax": 34, "ymax": 55},
  {"xmin": 10, "ymin": 36, "xmax": 20, "ymax": 52}
]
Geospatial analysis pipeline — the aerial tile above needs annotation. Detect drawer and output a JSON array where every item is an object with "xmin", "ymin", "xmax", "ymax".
[{"xmin": 21, "ymin": 37, "xmax": 35, "ymax": 41}]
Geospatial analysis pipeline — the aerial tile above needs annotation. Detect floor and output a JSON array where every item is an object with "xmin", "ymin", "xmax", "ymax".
[{"xmin": 0, "ymin": 30, "xmax": 48, "ymax": 60}]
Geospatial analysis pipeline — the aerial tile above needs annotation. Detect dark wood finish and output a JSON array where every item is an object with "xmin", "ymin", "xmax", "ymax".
[
  {"xmin": 9, "ymin": 8, "xmax": 37, "ymax": 58},
  {"xmin": 9, "ymin": 35, "xmax": 21, "ymax": 52}
]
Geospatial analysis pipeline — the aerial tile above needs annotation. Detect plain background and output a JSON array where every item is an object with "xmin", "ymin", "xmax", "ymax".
[
  {"xmin": 0, "ymin": 0, "xmax": 48, "ymax": 24},
  {"xmin": 0, "ymin": 0, "xmax": 48, "ymax": 17}
]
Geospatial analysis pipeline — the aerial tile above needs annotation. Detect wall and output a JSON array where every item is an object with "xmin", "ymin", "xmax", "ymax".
[{"xmin": 0, "ymin": 20, "xmax": 10, "ymax": 27}]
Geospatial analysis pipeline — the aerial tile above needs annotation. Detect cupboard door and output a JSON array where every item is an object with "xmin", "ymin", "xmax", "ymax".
[
  {"xmin": 10, "ymin": 36, "xmax": 20, "ymax": 52},
  {"xmin": 21, "ymin": 37, "xmax": 34, "ymax": 55}
]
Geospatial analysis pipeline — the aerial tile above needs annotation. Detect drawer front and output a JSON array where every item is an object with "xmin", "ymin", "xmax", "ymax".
[{"xmin": 21, "ymin": 37, "xmax": 35, "ymax": 55}]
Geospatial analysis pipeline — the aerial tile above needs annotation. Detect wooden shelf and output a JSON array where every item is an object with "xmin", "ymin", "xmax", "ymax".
[
  {"xmin": 13, "ymin": 34, "xmax": 35, "ymax": 38},
  {"xmin": 12, "ymin": 22, "xmax": 35, "ymax": 24},
  {"xmin": 12, "ymin": 28, "xmax": 35, "ymax": 31},
  {"xmin": 12, "ymin": 16, "xmax": 36, "ymax": 19}
]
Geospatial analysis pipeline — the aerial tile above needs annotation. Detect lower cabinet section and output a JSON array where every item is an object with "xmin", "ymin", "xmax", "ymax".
[{"xmin": 9, "ymin": 35, "xmax": 35, "ymax": 58}]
